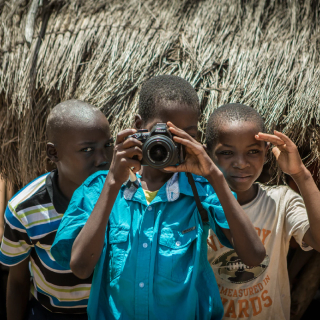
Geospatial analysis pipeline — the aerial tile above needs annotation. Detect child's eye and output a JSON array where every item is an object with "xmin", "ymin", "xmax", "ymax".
[
  {"xmin": 248, "ymin": 150, "xmax": 260, "ymax": 154},
  {"xmin": 81, "ymin": 147, "xmax": 93, "ymax": 152},
  {"xmin": 220, "ymin": 150, "xmax": 233, "ymax": 156}
]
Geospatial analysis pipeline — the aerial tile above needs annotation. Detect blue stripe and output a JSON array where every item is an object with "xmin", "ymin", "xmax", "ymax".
[
  {"xmin": 27, "ymin": 219, "xmax": 62, "ymax": 239},
  {"xmin": 34, "ymin": 246, "xmax": 69, "ymax": 271},
  {"xmin": 0, "ymin": 250, "xmax": 30, "ymax": 266},
  {"xmin": 5, "ymin": 173, "xmax": 49, "ymax": 231},
  {"xmin": 6, "ymin": 205, "xmax": 62, "ymax": 239},
  {"xmin": 36, "ymin": 287, "xmax": 89, "ymax": 307}
]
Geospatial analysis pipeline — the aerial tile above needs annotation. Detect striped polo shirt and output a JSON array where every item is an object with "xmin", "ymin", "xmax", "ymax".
[{"xmin": 0, "ymin": 171, "xmax": 92, "ymax": 314}]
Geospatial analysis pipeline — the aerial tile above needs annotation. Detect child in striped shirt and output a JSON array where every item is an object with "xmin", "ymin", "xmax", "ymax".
[{"xmin": 0, "ymin": 100, "xmax": 114, "ymax": 320}]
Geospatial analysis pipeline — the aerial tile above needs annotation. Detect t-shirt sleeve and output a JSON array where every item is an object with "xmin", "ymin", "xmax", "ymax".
[
  {"xmin": 0, "ymin": 204, "xmax": 33, "ymax": 266},
  {"xmin": 201, "ymin": 193, "xmax": 232, "ymax": 248},
  {"xmin": 51, "ymin": 175, "xmax": 103, "ymax": 269},
  {"xmin": 284, "ymin": 188, "xmax": 312, "ymax": 251}
]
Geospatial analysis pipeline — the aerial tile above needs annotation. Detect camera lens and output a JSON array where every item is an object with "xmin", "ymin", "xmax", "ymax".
[
  {"xmin": 149, "ymin": 145, "xmax": 168, "ymax": 162},
  {"xmin": 142, "ymin": 136, "xmax": 179, "ymax": 169}
]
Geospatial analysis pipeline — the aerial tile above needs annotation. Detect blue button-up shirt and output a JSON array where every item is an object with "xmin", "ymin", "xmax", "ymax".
[{"xmin": 51, "ymin": 171, "xmax": 232, "ymax": 320}]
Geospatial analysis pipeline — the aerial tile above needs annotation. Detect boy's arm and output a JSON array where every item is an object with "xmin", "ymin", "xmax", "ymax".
[
  {"xmin": 165, "ymin": 122, "xmax": 266, "ymax": 266},
  {"xmin": 7, "ymin": 258, "xmax": 30, "ymax": 320},
  {"xmin": 70, "ymin": 129, "xmax": 143, "ymax": 279},
  {"xmin": 205, "ymin": 172, "xmax": 266, "ymax": 264},
  {"xmin": 292, "ymin": 169, "xmax": 320, "ymax": 251},
  {"xmin": 256, "ymin": 131, "xmax": 320, "ymax": 251},
  {"xmin": 0, "ymin": 203, "xmax": 33, "ymax": 319}
]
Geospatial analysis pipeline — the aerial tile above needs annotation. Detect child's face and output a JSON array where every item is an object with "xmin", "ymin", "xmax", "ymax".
[
  {"xmin": 136, "ymin": 101, "xmax": 199, "ymax": 172},
  {"xmin": 142, "ymin": 101, "xmax": 198, "ymax": 140},
  {"xmin": 209, "ymin": 121, "xmax": 267, "ymax": 194},
  {"xmin": 54, "ymin": 114, "xmax": 113, "ymax": 187}
]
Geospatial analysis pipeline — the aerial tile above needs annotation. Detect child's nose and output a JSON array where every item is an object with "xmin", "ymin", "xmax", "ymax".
[
  {"xmin": 232, "ymin": 155, "xmax": 249, "ymax": 169},
  {"xmin": 95, "ymin": 149, "xmax": 112, "ymax": 167}
]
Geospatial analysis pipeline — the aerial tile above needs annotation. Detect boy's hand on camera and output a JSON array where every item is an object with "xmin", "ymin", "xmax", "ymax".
[
  {"xmin": 255, "ymin": 130, "xmax": 305, "ymax": 177},
  {"xmin": 107, "ymin": 129, "xmax": 142, "ymax": 186},
  {"xmin": 164, "ymin": 122, "xmax": 220, "ymax": 178}
]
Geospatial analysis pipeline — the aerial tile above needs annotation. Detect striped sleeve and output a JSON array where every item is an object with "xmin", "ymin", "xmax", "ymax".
[{"xmin": 0, "ymin": 204, "xmax": 33, "ymax": 266}]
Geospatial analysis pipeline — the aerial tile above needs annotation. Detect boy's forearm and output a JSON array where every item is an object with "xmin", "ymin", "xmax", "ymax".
[
  {"xmin": 206, "ymin": 171, "xmax": 266, "ymax": 266},
  {"xmin": 70, "ymin": 174, "xmax": 122, "ymax": 279},
  {"xmin": 7, "ymin": 281, "xmax": 30, "ymax": 320},
  {"xmin": 291, "ymin": 167, "xmax": 320, "ymax": 250},
  {"xmin": 7, "ymin": 260, "xmax": 30, "ymax": 320}
]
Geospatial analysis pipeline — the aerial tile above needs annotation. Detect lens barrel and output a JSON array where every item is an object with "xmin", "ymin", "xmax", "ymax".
[{"xmin": 142, "ymin": 135, "xmax": 179, "ymax": 169}]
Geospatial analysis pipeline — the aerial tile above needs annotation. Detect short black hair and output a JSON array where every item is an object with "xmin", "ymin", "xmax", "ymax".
[
  {"xmin": 139, "ymin": 75, "xmax": 200, "ymax": 123},
  {"xmin": 206, "ymin": 103, "xmax": 266, "ymax": 151},
  {"xmin": 47, "ymin": 99, "xmax": 107, "ymax": 144}
]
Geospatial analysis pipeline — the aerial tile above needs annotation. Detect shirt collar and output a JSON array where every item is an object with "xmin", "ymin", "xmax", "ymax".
[
  {"xmin": 123, "ymin": 172, "xmax": 208, "ymax": 202},
  {"xmin": 46, "ymin": 170, "xmax": 70, "ymax": 214}
]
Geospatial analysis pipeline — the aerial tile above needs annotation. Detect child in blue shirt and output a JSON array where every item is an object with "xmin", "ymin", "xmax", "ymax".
[{"xmin": 51, "ymin": 76, "xmax": 265, "ymax": 320}]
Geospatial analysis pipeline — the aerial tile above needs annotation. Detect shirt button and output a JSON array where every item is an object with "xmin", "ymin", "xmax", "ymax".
[
  {"xmin": 196, "ymin": 177, "xmax": 201, "ymax": 181},
  {"xmin": 143, "ymin": 243, "xmax": 148, "ymax": 248},
  {"xmin": 148, "ymin": 207, "xmax": 152, "ymax": 211},
  {"xmin": 139, "ymin": 282, "xmax": 144, "ymax": 288},
  {"xmin": 176, "ymin": 241, "xmax": 181, "ymax": 247}
]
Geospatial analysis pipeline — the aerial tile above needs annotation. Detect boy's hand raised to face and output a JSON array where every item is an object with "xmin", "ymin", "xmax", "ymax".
[
  {"xmin": 164, "ymin": 122, "xmax": 219, "ymax": 179},
  {"xmin": 255, "ymin": 130, "xmax": 305, "ymax": 178},
  {"xmin": 108, "ymin": 129, "xmax": 143, "ymax": 186}
]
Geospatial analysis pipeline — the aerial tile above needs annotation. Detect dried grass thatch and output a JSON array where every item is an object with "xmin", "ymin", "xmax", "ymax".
[{"xmin": 1, "ymin": 0, "xmax": 320, "ymax": 186}]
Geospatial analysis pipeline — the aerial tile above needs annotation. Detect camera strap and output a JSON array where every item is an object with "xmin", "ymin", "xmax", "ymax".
[{"xmin": 186, "ymin": 172, "xmax": 209, "ymax": 223}]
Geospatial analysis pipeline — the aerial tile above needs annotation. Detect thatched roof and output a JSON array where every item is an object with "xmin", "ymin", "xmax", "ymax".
[{"xmin": 1, "ymin": 0, "xmax": 320, "ymax": 186}]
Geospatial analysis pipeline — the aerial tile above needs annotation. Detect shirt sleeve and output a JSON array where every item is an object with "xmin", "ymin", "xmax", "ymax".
[
  {"xmin": 284, "ymin": 188, "xmax": 312, "ymax": 251},
  {"xmin": 0, "ymin": 204, "xmax": 32, "ymax": 266},
  {"xmin": 51, "ymin": 174, "xmax": 104, "ymax": 269},
  {"xmin": 201, "ymin": 193, "xmax": 232, "ymax": 248}
]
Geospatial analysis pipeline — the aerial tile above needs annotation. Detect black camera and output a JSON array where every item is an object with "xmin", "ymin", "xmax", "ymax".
[{"xmin": 127, "ymin": 123, "xmax": 184, "ymax": 169}]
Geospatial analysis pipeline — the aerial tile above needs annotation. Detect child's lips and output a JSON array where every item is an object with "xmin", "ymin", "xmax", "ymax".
[{"xmin": 230, "ymin": 175, "xmax": 253, "ymax": 182}]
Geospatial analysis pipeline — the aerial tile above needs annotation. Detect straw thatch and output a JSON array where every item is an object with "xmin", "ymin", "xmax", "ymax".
[{"xmin": 1, "ymin": 0, "xmax": 320, "ymax": 186}]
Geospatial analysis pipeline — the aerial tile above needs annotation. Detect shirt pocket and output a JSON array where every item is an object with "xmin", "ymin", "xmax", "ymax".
[
  {"xmin": 157, "ymin": 226, "xmax": 197, "ymax": 283},
  {"xmin": 107, "ymin": 226, "xmax": 130, "ymax": 282}
]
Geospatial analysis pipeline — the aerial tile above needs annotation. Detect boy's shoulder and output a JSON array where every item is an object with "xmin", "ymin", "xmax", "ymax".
[
  {"xmin": 82, "ymin": 170, "xmax": 109, "ymax": 188},
  {"xmin": 190, "ymin": 174, "xmax": 208, "ymax": 184},
  {"xmin": 10, "ymin": 173, "xmax": 50, "ymax": 213},
  {"xmin": 184, "ymin": 173, "xmax": 236, "ymax": 200},
  {"xmin": 69, "ymin": 170, "xmax": 109, "ymax": 208},
  {"xmin": 256, "ymin": 183, "xmax": 301, "ymax": 204},
  {"xmin": 178, "ymin": 173, "xmax": 214, "ymax": 197},
  {"xmin": 5, "ymin": 172, "xmax": 63, "ymax": 239}
]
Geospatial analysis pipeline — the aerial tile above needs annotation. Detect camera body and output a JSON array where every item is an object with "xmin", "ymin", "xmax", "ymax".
[{"xmin": 127, "ymin": 123, "xmax": 184, "ymax": 169}]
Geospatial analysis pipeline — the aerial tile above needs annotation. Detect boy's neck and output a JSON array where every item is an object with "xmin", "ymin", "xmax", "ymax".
[
  {"xmin": 140, "ymin": 166, "xmax": 174, "ymax": 192},
  {"xmin": 234, "ymin": 184, "xmax": 258, "ymax": 206},
  {"xmin": 57, "ymin": 173, "xmax": 79, "ymax": 201}
]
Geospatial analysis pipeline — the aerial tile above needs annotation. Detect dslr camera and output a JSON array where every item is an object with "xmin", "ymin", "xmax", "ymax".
[{"xmin": 127, "ymin": 123, "xmax": 184, "ymax": 169}]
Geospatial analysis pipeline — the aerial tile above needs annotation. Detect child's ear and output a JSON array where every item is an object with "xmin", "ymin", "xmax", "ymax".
[
  {"xmin": 46, "ymin": 143, "xmax": 59, "ymax": 163},
  {"xmin": 134, "ymin": 114, "xmax": 143, "ymax": 129}
]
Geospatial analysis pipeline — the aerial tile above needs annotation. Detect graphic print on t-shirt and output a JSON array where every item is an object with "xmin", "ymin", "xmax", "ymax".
[{"xmin": 211, "ymin": 251, "xmax": 270, "ymax": 284}]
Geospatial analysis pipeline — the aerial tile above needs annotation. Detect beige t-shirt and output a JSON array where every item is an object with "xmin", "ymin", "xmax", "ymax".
[{"xmin": 207, "ymin": 183, "xmax": 312, "ymax": 320}]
